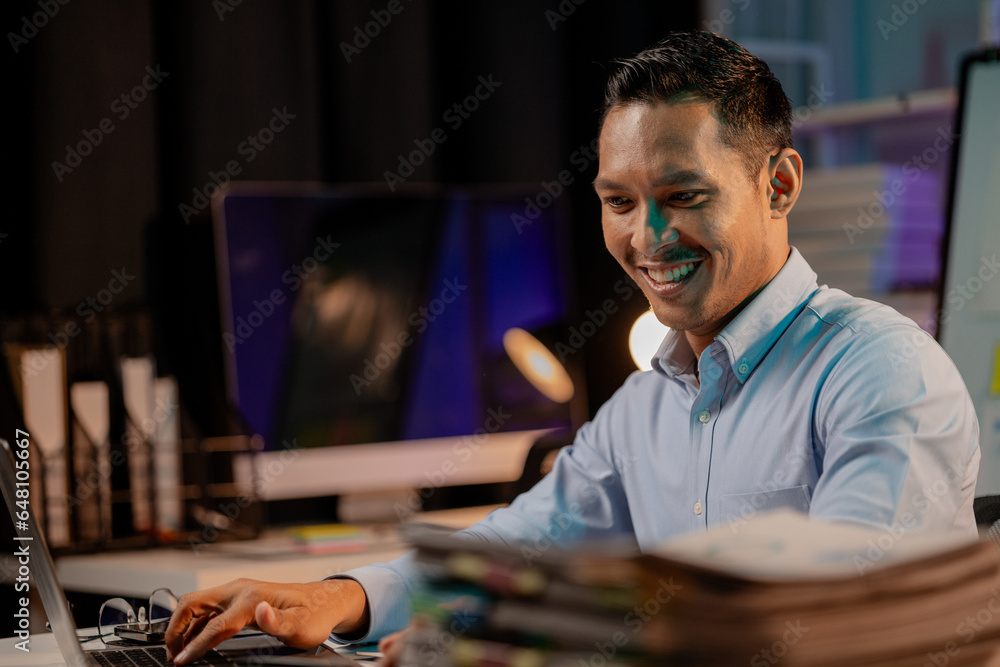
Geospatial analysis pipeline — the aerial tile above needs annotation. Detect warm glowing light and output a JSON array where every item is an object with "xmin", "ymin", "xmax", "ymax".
[
  {"xmin": 629, "ymin": 311, "xmax": 670, "ymax": 371},
  {"xmin": 527, "ymin": 351, "xmax": 554, "ymax": 377},
  {"xmin": 503, "ymin": 328, "xmax": 574, "ymax": 403}
]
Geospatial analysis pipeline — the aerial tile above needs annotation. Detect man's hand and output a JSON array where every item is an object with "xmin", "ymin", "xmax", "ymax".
[
  {"xmin": 164, "ymin": 578, "xmax": 369, "ymax": 665},
  {"xmin": 378, "ymin": 628, "xmax": 408, "ymax": 666}
]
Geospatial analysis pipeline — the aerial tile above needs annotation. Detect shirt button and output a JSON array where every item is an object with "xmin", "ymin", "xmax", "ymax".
[
  {"xmin": 698, "ymin": 409, "xmax": 711, "ymax": 423},
  {"xmin": 738, "ymin": 361, "xmax": 749, "ymax": 375},
  {"xmin": 693, "ymin": 501, "xmax": 703, "ymax": 516}
]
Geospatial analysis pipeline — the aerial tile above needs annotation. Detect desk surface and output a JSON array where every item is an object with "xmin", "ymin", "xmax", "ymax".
[
  {"xmin": 57, "ymin": 529, "xmax": 409, "ymax": 598},
  {"xmin": 0, "ymin": 630, "xmax": 67, "ymax": 667},
  {"xmin": 56, "ymin": 506, "xmax": 496, "ymax": 598},
  {"xmin": 0, "ymin": 506, "xmax": 496, "ymax": 663}
]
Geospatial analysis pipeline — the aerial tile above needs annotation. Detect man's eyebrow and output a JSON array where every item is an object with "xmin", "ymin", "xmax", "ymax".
[
  {"xmin": 654, "ymin": 170, "xmax": 712, "ymax": 187},
  {"xmin": 592, "ymin": 170, "xmax": 713, "ymax": 192},
  {"xmin": 591, "ymin": 177, "xmax": 623, "ymax": 191}
]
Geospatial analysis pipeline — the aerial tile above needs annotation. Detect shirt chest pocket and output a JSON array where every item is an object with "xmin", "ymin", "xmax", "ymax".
[{"xmin": 715, "ymin": 485, "xmax": 812, "ymax": 525}]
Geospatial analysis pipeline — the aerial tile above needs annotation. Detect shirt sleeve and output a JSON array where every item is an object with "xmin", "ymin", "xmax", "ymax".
[
  {"xmin": 328, "ymin": 394, "xmax": 638, "ymax": 641},
  {"xmin": 461, "ymin": 405, "xmax": 637, "ymax": 553},
  {"xmin": 326, "ymin": 553, "xmax": 420, "ymax": 643},
  {"xmin": 809, "ymin": 321, "xmax": 980, "ymax": 535}
]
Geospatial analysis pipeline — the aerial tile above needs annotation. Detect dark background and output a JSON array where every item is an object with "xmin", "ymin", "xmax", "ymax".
[
  {"xmin": 3, "ymin": 0, "xmax": 699, "ymax": 433},
  {"xmin": 3, "ymin": 0, "xmax": 704, "ymax": 633}
]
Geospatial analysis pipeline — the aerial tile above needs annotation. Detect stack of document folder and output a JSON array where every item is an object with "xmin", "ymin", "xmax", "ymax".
[{"xmin": 400, "ymin": 510, "xmax": 1000, "ymax": 666}]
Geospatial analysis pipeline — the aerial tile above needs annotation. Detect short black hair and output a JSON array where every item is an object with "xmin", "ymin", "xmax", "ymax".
[{"xmin": 600, "ymin": 31, "xmax": 793, "ymax": 183}]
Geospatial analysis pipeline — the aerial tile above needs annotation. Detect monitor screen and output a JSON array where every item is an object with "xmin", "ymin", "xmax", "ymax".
[
  {"xmin": 213, "ymin": 183, "xmax": 577, "ymax": 452},
  {"xmin": 937, "ymin": 51, "xmax": 1000, "ymax": 493}
]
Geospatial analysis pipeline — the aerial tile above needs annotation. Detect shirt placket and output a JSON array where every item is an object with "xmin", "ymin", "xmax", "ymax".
[{"xmin": 690, "ymin": 347, "xmax": 728, "ymax": 527}]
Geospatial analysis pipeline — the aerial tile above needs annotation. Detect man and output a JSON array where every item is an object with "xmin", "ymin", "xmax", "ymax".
[{"xmin": 165, "ymin": 31, "xmax": 980, "ymax": 665}]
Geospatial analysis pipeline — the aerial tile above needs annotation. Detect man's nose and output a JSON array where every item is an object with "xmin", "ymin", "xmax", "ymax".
[{"xmin": 632, "ymin": 199, "xmax": 679, "ymax": 254}]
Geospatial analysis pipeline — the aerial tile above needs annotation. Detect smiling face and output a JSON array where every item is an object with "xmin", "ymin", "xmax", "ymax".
[{"xmin": 595, "ymin": 99, "xmax": 795, "ymax": 352}]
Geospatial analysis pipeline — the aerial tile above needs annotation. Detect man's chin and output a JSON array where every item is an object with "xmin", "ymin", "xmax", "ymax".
[
  {"xmin": 646, "ymin": 296, "xmax": 724, "ymax": 334},
  {"xmin": 645, "ymin": 304, "xmax": 693, "ymax": 332}
]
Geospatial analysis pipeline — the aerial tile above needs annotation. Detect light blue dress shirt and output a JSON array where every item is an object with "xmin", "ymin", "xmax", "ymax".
[{"xmin": 334, "ymin": 247, "xmax": 981, "ymax": 641}]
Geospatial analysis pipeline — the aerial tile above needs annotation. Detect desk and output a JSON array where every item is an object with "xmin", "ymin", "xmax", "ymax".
[
  {"xmin": 0, "ymin": 507, "xmax": 496, "ymax": 664},
  {"xmin": 57, "ymin": 530, "xmax": 410, "ymax": 598},
  {"xmin": 0, "ymin": 630, "xmax": 103, "ymax": 667},
  {"xmin": 56, "ymin": 506, "xmax": 497, "ymax": 597}
]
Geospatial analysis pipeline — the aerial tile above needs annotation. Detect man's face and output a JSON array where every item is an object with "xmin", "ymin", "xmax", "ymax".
[{"xmin": 594, "ymin": 100, "xmax": 789, "ymax": 338}]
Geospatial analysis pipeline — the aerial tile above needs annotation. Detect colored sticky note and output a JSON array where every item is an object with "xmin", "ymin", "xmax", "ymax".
[{"xmin": 992, "ymin": 342, "xmax": 1000, "ymax": 396}]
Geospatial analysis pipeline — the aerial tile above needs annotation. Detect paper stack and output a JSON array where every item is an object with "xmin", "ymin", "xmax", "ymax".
[
  {"xmin": 286, "ymin": 523, "xmax": 369, "ymax": 554},
  {"xmin": 401, "ymin": 510, "xmax": 1000, "ymax": 666}
]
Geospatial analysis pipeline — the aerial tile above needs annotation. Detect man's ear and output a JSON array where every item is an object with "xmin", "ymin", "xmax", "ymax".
[{"xmin": 767, "ymin": 148, "xmax": 803, "ymax": 218}]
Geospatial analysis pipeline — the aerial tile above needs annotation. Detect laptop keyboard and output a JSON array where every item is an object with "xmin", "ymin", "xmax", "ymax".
[{"xmin": 92, "ymin": 645, "xmax": 236, "ymax": 666}]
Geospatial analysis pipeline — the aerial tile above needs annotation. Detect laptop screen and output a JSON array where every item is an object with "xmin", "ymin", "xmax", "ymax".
[{"xmin": 1, "ymin": 436, "xmax": 91, "ymax": 666}]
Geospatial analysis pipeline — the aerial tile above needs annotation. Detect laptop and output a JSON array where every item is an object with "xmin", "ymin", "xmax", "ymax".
[{"xmin": 0, "ymin": 436, "xmax": 361, "ymax": 666}]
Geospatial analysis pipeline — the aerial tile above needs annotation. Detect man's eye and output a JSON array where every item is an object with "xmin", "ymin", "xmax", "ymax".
[
  {"xmin": 604, "ymin": 196, "xmax": 632, "ymax": 208},
  {"xmin": 670, "ymin": 192, "xmax": 704, "ymax": 205}
]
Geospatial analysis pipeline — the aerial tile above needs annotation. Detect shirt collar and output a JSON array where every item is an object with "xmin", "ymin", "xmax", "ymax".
[{"xmin": 650, "ymin": 247, "xmax": 819, "ymax": 383}]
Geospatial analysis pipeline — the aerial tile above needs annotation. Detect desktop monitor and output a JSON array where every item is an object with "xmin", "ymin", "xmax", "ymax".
[
  {"xmin": 937, "ymin": 50, "xmax": 1000, "ymax": 492},
  {"xmin": 212, "ymin": 183, "xmax": 580, "ymax": 500}
]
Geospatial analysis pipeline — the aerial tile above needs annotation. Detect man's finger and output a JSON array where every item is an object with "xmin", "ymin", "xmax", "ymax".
[
  {"xmin": 379, "ymin": 630, "xmax": 406, "ymax": 667},
  {"xmin": 165, "ymin": 606, "xmax": 198, "ymax": 660},
  {"xmin": 254, "ymin": 602, "xmax": 282, "ymax": 638},
  {"xmin": 172, "ymin": 610, "xmax": 245, "ymax": 665},
  {"xmin": 166, "ymin": 611, "xmax": 214, "ymax": 662},
  {"xmin": 165, "ymin": 591, "xmax": 227, "ymax": 657},
  {"xmin": 182, "ymin": 611, "xmax": 218, "ymax": 645}
]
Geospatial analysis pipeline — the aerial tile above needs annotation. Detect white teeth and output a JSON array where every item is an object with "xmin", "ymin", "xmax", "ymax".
[{"xmin": 648, "ymin": 262, "xmax": 697, "ymax": 284}]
